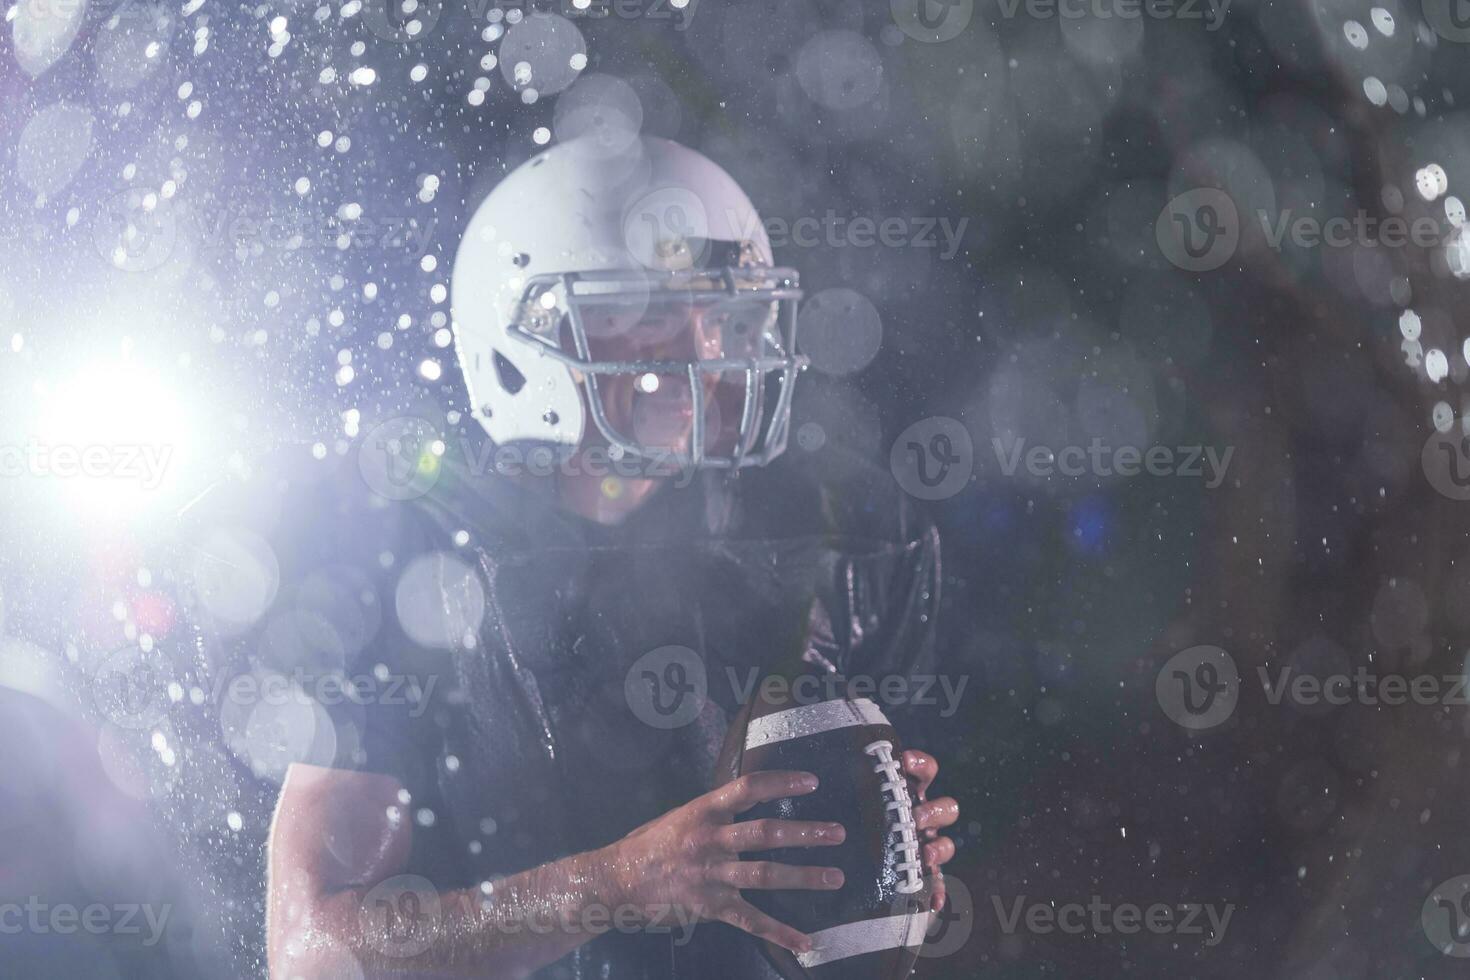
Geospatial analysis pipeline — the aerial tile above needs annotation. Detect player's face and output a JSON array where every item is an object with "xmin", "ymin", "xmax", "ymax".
[
  {"xmin": 588, "ymin": 305, "xmax": 719, "ymax": 455},
  {"xmin": 576, "ymin": 298, "xmax": 771, "ymax": 461}
]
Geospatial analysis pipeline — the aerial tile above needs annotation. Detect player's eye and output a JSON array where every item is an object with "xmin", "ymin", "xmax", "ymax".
[{"xmin": 710, "ymin": 302, "xmax": 770, "ymax": 353}]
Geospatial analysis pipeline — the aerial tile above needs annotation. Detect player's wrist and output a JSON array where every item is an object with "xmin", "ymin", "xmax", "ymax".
[{"xmin": 576, "ymin": 844, "xmax": 634, "ymax": 919}]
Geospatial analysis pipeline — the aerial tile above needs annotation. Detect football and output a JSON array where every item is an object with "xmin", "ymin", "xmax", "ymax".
[{"xmin": 715, "ymin": 685, "xmax": 932, "ymax": 979}]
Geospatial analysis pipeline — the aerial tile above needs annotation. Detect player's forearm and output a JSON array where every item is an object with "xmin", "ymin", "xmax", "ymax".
[{"xmin": 273, "ymin": 846, "xmax": 623, "ymax": 979}]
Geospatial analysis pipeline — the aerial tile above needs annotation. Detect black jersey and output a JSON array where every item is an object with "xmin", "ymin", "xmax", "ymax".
[{"xmin": 165, "ymin": 435, "xmax": 940, "ymax": 979}]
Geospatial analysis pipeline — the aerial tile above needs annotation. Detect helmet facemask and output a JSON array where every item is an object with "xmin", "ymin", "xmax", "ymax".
[{"xmin": 505, "ymin": 249, "xmax": 806, "ymax": 472}]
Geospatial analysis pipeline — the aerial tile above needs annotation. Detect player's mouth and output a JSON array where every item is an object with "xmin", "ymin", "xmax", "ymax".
[{"xmin": 631, "ymin": 374, "xmax": 698, "ymax": 451}]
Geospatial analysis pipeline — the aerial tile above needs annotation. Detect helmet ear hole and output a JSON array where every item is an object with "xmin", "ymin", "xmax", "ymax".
[{"xmin": 493, "ymin": 350, "xmax": 527, "ymax": 395}]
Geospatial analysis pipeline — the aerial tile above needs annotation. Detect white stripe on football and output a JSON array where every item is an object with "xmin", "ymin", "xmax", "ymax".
[{"xmin": 743, "ymin": 697, "xmax": 889, "ymax": 750}]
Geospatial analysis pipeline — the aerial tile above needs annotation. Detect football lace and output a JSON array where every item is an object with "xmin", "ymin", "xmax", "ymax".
[{"xmin": 864, "ymin": 739, "xmax": 925, "ymax": 895}]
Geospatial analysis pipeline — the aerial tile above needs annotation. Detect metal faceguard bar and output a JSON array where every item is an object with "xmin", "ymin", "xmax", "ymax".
[{"xmin": 507, "ymin": 265, "xmax": 807, "ymax": 470}]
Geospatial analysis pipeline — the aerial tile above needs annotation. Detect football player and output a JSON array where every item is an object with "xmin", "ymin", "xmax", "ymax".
[{"xmin": 201, "ymin": 135, "xmax": 960, "ymax": 978}]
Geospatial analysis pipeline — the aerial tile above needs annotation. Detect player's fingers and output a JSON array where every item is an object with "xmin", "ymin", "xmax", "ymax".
[
  {"xmin": 914, "ymin": 797, "xmax": 959, "ymax": 832},
  {"xmin": 710, "ymin": 861, "xmax": 845, "ymax": 891},
  {"xmin": 901, "ymin": 750, "xmax": 938, "ymax": 798},
  {"xmin": 930, "ymin": 870, "xmax": 948, "ymax": 914},
  {"xmin": 715, "ymin": 898, "xmax": 813, "ymax": 954},
  {"xmin": 706, "ymin": 771, "xmax": 819, "ymax": 816},
  {"xmin": 923, "ymin": 836, "xmax": 956, "ymax": 869},
  {"xmin": 718, "ymin": 818, "xmax": 846, "ymax": 853}
]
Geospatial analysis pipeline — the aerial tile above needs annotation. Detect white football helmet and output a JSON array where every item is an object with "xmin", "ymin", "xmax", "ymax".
[{"xmin": 451, "ymin": 136, "xmax": 806, "ymax": 471}]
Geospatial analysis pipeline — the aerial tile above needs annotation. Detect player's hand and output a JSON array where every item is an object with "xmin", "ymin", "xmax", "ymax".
[
  {"xmin": 597, "ymin": 770, "xmax": 846, "ymax": 954},
  {"xmin": 901, "ymin": 749, "xmax": 960, "ymax": 913}
]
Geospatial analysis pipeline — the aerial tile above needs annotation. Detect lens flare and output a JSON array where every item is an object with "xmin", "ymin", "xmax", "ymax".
[{"xmin": 32, "ymin": 359, "xmax": 195, "ymax": 518}]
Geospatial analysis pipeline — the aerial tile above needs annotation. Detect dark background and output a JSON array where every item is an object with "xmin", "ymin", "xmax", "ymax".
[{"xmin": 4, "ymin": 0, "xmax": 1470, "ymax": 976}]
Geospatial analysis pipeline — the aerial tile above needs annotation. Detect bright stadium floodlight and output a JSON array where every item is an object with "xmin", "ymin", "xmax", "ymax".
[{"xmin": 31, "ymin": 358, "xmax": 195, "ymax": 518}]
